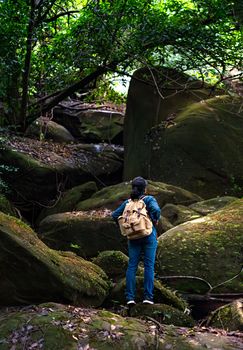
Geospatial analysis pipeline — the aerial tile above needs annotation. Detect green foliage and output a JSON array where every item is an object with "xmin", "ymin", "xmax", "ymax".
[
  {"xmin": 84, "ymin": 76, "xmax": 127, "ymax": 104},
  {"xmin": 0, "ymin": 0, "xmax": 243, "ymax": 126},
  {"xmin": 229, "ymin": 175, "xmax": 243, "ymax": 196},
  {"xmin": 0, "ymin": 134, "xmax": 17, "ymax": 193}
]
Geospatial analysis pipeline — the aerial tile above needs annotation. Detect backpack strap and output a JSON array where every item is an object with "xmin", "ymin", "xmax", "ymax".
[{"xmin": 138, "ymin": 195, "xmax": 153, "ymax": 221}]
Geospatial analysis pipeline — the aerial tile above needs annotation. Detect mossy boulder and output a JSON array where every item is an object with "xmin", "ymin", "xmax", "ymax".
[
  {"xmin": 36, "ymin": 181, "xmax": 98, "ymax": 224},
  {"xmin": 189, "ymin": 196, "xmax": 238, "ymax": 216},
  {"xmin": 162, "ymin": 203, "xmax": 201, "ymax": 226},
  {"xmin": 53, "ymin": 107, "xmax": 124, "ymax": 144},
  {"xmin": 206, "ymin": 299, "xmax": 243, "ymax": 331},
  {"xmin": 124, "ymin": 94, "xmax": 243, "ymax": 198},
  {"xmin": 92, "ymin": 250, "xmax": 129, "ymax": 280},
  {"xmin": 92, "ymin": 250, "xmax": 143, "ymax": 280},
  {"xmin": 26, "ymin": 117, "xmax": 75, "ymax": 142},
  {"xmin": 0, "ymin": 137, "xmax": 122, "ymax": 208},
  {"xmin": 0, "ymin": 303, "xmax": 158, "ymax": 350},
  {"xmin": 110, "ymin": 276, "xmax": 187, "ymax": 311},
  {"xmin": 0, "ymin": 211, "xmax": 109, "ymax": 306},
  {"xmin": 156, "ymin": 199, "xmax": 243, "ymax": 293},
  {"xmin": 0, "ymin": 194, "xmax": 16, "ymax": 216},
  {"xmin": 130, "ymin": 303, "xmax": 195, "ymax": 327},
  {"xmin": 124, "ymin": 67, "xmax": 222, "ymax": 181},
  {"xmin": 38, "ymin": 212, "xmax": 127, "ymax": 258},
  {"xmin": 77, "ymin": 180, "xmax": 201, "ymax": 211},
  {"xmin": 0, "ymin": 303, "xmax": 242, "ymax": 350}
]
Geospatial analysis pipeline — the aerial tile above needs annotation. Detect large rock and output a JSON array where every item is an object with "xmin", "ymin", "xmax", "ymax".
[
  {"xmin": 76, "ymin": 180, "xmax": 201, "ymax": 211},
  {"xmin": 38, "ymin": 211, "xmax": 127, "ymax": 258},
  {"xmin": 1, "ymin": 303, "xmax": 242, "ymax": 350},
  {"xmin": 156, "ymin": 199, "xmax": 243, "ymax": 293},
  {"xmin": 0, "ymin": 136, "xmax": 122, "ymax": 209},
  {"xmin": 36, "ymin": 181, "xmax": 98, "ymax": 224},
  {"xmin": 0, "ymin": 211, "xmax": 109, "ymax": 306},
  {"xmin": 124, "ymin": 94, "xmax": 243, "ymax": 198},
  {"xmin": 189, "ymin": 196, "xmax": 238, "ymax": 216},
  {"xmin": 124, "ymin": 67, "xmax": 220, "ymax": 181},
  {"xmin": 53, "ymin": 106, "xmax": 124, "ymax": 144},
  {"xmin": 25, "ymin": 117, "xmax": 75, "ymax": 142},
  {"xmin": 92, "ymin": 250, "xmax": 144, "ymax": 281},
  {"xmin": 0, "ymin": 303, "xmax": 158, "ymax": 350},
  {"xmin": 161, "ymin": 203, "xmax": 201, "ymax": 226}
]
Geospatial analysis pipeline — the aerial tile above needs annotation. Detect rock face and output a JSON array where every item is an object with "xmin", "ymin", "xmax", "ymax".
[
  {"xmin": 53, "ymin": 106, "xmax": 124, "ymax": 144},
  {"xmin": 0, "ymin": 212, "xmax": 109, "ymax": 307},
  {"xmin": 124, "ymin": 94, "xmax": 243, "ymax": 198},
  {"xmin": 156, "ymin": 199, "xmax": 243, "ymax": 293},
  {"xmin": 38, "ymin": 212, "xmax": 127, "ymax": 258},
  {"xmin": 124, "ymin": 67, "xmax": 219, "ymax": 181}
]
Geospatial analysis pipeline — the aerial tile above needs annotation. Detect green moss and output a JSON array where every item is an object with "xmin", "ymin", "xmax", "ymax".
[
  {"xmin": 39, "ymin": 213, "xmax": 127, "ymax": 259},
  {"xmin": 157, "ymin": 199, "xmax": 243, "ymax": 293},
  {"xmin": 92, "ymin": 251, "xmax": 128, "ymax": 278},
  {"xmin": 130, "ymin": 303, "xmax": 195, "ymax": 327},
  {"xmin": 0, "ymin": 303, "xmax": 241, "ymax": 350},
  {"xmin": 125, "ymin": 94, "xmax": 243, "ymax": 198},
  {"xmin": 0, "ymin": 195, "xmax": 16, "ymax": 216},
  {"xmin": 0, "ymin": 211, "xmax": 110, "ymax": 306}
]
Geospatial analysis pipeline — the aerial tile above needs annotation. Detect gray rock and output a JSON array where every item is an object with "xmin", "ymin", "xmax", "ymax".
[{"xmin": 26, "ymin": 117, "xmax": 75, "ymax": 142}]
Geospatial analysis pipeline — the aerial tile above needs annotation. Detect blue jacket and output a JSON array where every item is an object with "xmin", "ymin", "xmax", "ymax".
[{"xmin": 112, "ymin": 195, "xmax": 161, "ymax": 239}]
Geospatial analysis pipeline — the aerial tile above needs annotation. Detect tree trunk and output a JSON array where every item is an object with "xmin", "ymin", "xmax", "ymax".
[
  {"xmin": 20, "ymin": 1, "xmax": 36, "ymax": 130},
  {"xmin": 28, "ymin": 65, "xmax": 109, "ymax": 123}
]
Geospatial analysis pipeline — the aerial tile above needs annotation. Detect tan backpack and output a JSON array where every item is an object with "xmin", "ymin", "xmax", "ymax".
[{"xmin": 118, "ymin": 197, "xmax": 153, "ymax": 240}]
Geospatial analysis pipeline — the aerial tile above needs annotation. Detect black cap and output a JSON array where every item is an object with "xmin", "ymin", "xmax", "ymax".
[{"xmin": 131, "ymin": 176, "xmax": 148, "ymax": 188}]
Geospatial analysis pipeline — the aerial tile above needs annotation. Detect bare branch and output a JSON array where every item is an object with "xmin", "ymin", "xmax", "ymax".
[{"xmin": 44, "ymin": 10, "xmax": 79, "ymax": 23}]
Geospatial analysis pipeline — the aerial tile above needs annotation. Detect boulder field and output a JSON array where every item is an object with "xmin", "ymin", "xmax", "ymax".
[{"xmin": 38, "ymin": 181, "xmax": 201, "ymax": 257}]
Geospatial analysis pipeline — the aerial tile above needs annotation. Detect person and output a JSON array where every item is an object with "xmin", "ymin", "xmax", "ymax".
[{"xmin": 112, "ymin": 176, "xmax": 161, "ymax": 305}]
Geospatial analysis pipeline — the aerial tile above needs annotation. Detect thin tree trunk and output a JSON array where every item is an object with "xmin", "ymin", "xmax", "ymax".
[{"xmin": 20, "ymin": 1, "xmax": 36, "ymax": 130}]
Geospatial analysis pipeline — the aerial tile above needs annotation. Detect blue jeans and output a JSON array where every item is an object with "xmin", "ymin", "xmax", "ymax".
[{"xmin": 126, "ymin": 232, "xmax": 158, "ymax": 302}]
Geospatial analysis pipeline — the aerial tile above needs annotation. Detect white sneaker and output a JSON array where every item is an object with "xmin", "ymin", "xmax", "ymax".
[
  {"xmin": 143, "ymin": 300, "xmax": 154, "ymax": 304},
  {"xmin": 127, "ymin": 300, "xmax": 136, "ymax": 305}
]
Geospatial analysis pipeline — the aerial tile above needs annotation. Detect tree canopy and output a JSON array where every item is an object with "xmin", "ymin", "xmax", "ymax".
[{"xmin": 0, "ymin": 0, "xmax": 242, "ymax": 129}]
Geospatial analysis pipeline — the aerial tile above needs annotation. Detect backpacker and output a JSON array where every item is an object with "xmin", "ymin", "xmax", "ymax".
[{"xmin": 118, "ymin": 197, "xmax": 153, "ymax": 239}]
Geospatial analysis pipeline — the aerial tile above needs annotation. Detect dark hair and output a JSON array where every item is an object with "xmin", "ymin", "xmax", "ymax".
[{"xmin": 130, "ymin": 176, "xmax": 147, "ymax": 200}]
